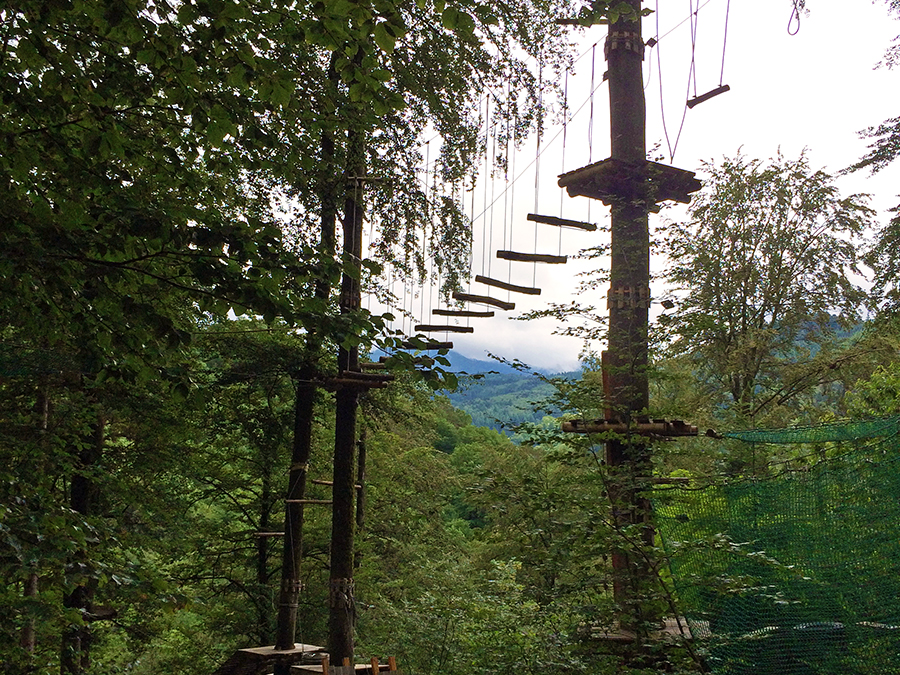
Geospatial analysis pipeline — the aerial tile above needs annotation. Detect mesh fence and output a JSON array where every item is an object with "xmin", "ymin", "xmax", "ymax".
[{"xmin": 656, "ymin": 416, "xmax": 900, "ymax": 675}]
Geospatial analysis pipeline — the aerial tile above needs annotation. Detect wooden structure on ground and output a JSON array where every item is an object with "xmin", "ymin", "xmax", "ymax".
[{"xmin": 212, "ymin": 643, "xmax": 325, "ymax": 675}]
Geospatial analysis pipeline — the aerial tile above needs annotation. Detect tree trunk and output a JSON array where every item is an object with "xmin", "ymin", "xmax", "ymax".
[
  {"xmin": 61, "ymin": 411, "xmax": 104, "ymax": 675},
  {"xmin": 272, "ymin": 55, "xmax": 339, "ymax": 673},
  {"xmin": 328, "ymin": 103, "xmax": 365, "ymax": 664}
]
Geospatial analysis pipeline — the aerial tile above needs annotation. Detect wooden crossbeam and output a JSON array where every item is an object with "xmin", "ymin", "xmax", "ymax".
[
  {"xmin": 452, "ymin": 291, "xmax": 515, "ymax": 311},
  {"xmin": 414, "ymin": 324, "xmax": 474, "ymax": 333},
  {"xmin": 561, "ymin": 418, "xmax": 699, "ymax": 436},
  {"xmin": 432, "ymin": 308, "xmax": 495, "ymax": 318},
  {"xmin": 312, "ymin": 479, "xmax": 363, "ymax": 490},
  {"xmin": 475, "ymin": 274, "xmax": 541, "ymax": 295},
  {"xmin": 497, "ymin": 250, "xmax": 567, "ymax": 264},
  {"xmin": 527, "ymin": 213, "xmax": 597, "ymax": 231},
  {"xmin": 284, "ymin": 499, "xmax": 333, "ymax": 505}
]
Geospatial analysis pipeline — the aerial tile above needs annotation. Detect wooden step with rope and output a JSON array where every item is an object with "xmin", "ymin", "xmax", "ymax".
[
  {"xmin": 475, "ymin": 275, "xmax": 541, "ymax": 295},
  {"xmin": 452, "ymin": 291, "xmax": 514, "ymax": 311},
  {"xmin": 497, "ymin": 250, "xmax": 567, "ymax": 264},
  {"xmin": 413, "ymin": 324, "xmax": 474, "ymax": 333},
  {"xmin": 399, "ymin": 340, "xmax": 453, "ymax": 350},
  {"xmin": 323, "ymin": 371, "xmax": 394, "ymax": 391},
  {"xmin": 432, "ymin": 308, "xmax": 495, "ymax": 318},
  {"xmin": 527, "ymin": 213, "xmax": 597, "ymax": 231}
]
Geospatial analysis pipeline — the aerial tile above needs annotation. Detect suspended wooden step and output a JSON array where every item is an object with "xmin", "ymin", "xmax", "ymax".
[
  {"xmin": 378, "ymin": 355, "xmax": 435, "ymax": 366},
  {"xmin": 414, "ymin": 324, "xmax": 474, "ymax": 333},
  {"xmin": 284, "ymin": 499, "xmax": 333, "ymax": 505},
  {"xmin": 497, "ymin": 250, "xmax": 567, "ymax": 264},
  {"xmin": 399, "ymin": 340, "xmax": 453, "ymax": 350},
  {"xmin": 452, "ymin": 291, "xmax": 515, "ymax": 311},
  {"xmin": 475, "ymin": 274, "xmax": 541, "ymax": 296},
  {"xmin": 687, "ymin": 84, "xmax": 730, "ymax": 109},
  {"xmin": 527, "ymin": 213, "xmax": 597, "ymax": 231},
  {"xmin": 432, "ymin": 308, "xmax": 495, "ymax": 318},
  {"xmin": 324, "ymin": 371, "xmax": 394, "ymax": 391}
]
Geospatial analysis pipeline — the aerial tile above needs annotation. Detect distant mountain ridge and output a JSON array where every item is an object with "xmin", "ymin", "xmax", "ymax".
[{"xmin": 440, "ymin": 351, "xmax": 581, "ymax": 431}]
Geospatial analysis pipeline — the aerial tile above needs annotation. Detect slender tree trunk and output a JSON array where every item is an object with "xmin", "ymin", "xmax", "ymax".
[
  {"xmin": 22, "ymin": 382, "xmax": 50, "ymax": 656},
  {"xmin": 258, "ymin": 449, "xmax": 274, "ymax": 644},
  {"xmin": 61, "ymin": 411, "xmax": 104, "ymax": 675}
]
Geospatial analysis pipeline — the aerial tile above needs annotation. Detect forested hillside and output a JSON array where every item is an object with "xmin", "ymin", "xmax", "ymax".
[{"xmin": 439, "ymin": 352, "xmax": 580, "ymax": 431}]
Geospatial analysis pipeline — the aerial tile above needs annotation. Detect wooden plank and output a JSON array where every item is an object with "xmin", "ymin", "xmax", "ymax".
[
  {"xmin": 687, "ymin": 84, "xmax": 730, "ymax": 109},
  {"xmin": 399, "ymin": 340, "xmax": 453, "ymax": 350},
  {"xmin": 284, "ymin": 499, "xmax": 333, "ymax": 505},
  {"xmin": 475, "ymin": 274, "xmax": 541, "ymax": 295},
  {"xmin": 311, "ymin": 479, "xmax": 362, "ymax": 490},
  {"xmin": 561, "ymin": 418, "xmax": 698, "ymax": 436},
  {"xmin": 338, "ymin": 370, "xmax": 394, "ymax": 382},
  {"xmin": 432, "ymin": 309, "xmax": 494, "ymax": 318},
  {"xmin": 413, "ymin": 324, "xmax": 474, "ymax": 333},
  {"xmin": 496, "ymin": 250, "xmax": 567, "ymax": 264},
  {"xmin": 254, "ymin": 532, "xmax": 285, "ymax": 537},
  {"xmin": 452, "ymin": 292, "xmax": 515, "ymax": 311},
  {"xmin": 527, "ymin": 213, "xmax": 597, "ymax": 231}
]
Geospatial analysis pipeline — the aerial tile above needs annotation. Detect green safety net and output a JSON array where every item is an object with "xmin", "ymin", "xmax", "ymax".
[{"xmin": 656, "ymin": 415, "xmax": 900, "ymax": 675}]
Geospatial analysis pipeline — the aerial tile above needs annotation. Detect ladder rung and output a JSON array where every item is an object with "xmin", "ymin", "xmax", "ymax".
[
  {"xmin": 414, "ymin": 324, "xmax": 474, "ymax": 333},
  {"xmin": 432, "ymin": 308, "xmax": 495, "ymax": 318},
  {"xmin": 497, "ymin": 250, "xmax": 567, "ymax": 264},
  {"xmin": 452, "ymin": 292, "xmax": 515, "ymax": 311},
  {"xmin": 475, "ymin": 275, "xmax": 541, "ymax": 295},
  {"xmin": 527, "ymin": 213, "xmax": 597, "ymax": 231},
  {"xmin": 312, "ymin": 479, "xmax": 363, "ymax": 489}
]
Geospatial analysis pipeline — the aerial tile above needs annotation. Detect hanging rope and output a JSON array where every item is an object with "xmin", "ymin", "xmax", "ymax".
[
  {"xmin": 559, "ymin": 66, "xmax": 569, "ymax": 257},
  {"xmin": 657, "ymin": 0, "xmax": 692, "ymax": 161},
  {"xmin": 533, "ymin": 53, "xmax": 543, "ymax": 288},
  {"xmin": 720, "ymin": 0, "xmax": 731, "ymax": 86},
  {"xmin": 788, "ymin": 0, "xmax": 802, "ymax": 35}
]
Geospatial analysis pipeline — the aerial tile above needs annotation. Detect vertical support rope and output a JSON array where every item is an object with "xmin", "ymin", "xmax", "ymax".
[
  {"xmin": 559, "ymin": 67, "xmax": 569, "ymax": 257},
  {"xmin": 482, "ymin": 96, "xmax": 490, "ymax": 276},
  {"xmin": 719, "ymin": 0, "xmax": 731, "ymax": 86},
  {"xmin": 689, "ymin": 0, "xmax": 699, "ymax": 99},
  {"xmin": 533, "ymin": 54, "xmax": 543, "ymax": 288}
]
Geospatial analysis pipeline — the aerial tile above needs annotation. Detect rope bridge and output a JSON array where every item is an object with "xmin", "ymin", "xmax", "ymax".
[{"xmin": 657, "ymin": 415, "xmax": 900, "ymax": 674}]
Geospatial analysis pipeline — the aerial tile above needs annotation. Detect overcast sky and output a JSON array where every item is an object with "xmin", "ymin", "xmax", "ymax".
[{"xmin": 374, "ymin": 1, "xmax": 900, "ymax": 372}]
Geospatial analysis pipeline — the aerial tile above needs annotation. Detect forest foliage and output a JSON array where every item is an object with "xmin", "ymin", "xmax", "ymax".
[{"xmin": 3, "ymin": 0, "xmax": 900, "ymax": 674}]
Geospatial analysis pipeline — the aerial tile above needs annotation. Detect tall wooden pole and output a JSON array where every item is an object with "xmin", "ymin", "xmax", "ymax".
[
  {"xmin": 329, "ymin": 123, "xmax": 365, "ymax": 664},
  {"xmin": 604, "ymin": 1, "xmax": 656, "ymax": 631}
]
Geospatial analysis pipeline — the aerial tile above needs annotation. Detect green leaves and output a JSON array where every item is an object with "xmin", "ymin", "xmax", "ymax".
[{"xmin": 661, "ymin": 151, "xmax": 876, "ymax": 422}]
